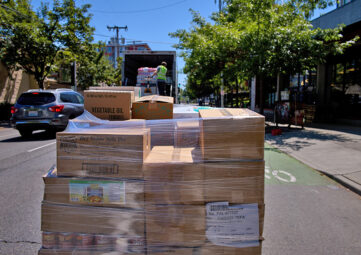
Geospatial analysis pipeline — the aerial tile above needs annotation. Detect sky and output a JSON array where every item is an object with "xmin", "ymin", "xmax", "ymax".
[
  {"xmin": 30, "ymin": 0, "xmax": 220, "ymax": 86},
  {"xmin": 29, "ymin": 0, "xmax": 336, "ymax": 87}
]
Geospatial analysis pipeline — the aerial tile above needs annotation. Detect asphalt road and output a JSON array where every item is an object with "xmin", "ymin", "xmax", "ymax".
[
  {"xmin": 0, "ymin": 127, "xmax": 56, "ymax": 255},
  {"xmin": 263, "ymin": 144, "xmax": 361, "ymax": 255},
  {"xmin": 0, "ymin": 127, "xmax": 360, "ymax": 255}
]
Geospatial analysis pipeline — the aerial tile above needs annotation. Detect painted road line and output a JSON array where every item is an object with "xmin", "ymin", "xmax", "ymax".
[{"xmin": 27, "ymin": 142, "xmax": 56, "ymax": 153}]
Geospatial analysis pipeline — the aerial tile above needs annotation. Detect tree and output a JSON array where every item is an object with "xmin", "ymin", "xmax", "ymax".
[
  {"xmin": 171, "ymin": 0, "xmax": 358, "ymax": 111},
  {"xmin": 0, "ymin": 0, "xmax": 94, "ymax": 89}
]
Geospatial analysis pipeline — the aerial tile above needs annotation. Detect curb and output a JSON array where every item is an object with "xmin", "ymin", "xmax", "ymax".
[{"xmin": 318, "ymin": 171, "xmax": 361, "ymax": 197}]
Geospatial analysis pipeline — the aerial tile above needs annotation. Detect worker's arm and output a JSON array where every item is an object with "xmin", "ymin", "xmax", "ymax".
[
  {"xmin": 151, "ymin": 66, "xmax": 160, "ymax": 77},
  {"xmin": 151, "ymin": 66, "xmax": 159, "ymax": 77}
]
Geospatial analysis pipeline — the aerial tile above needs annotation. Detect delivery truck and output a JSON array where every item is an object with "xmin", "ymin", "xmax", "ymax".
[{"xmin": 121, "ymin": 50, "xmax": 178, "ymax": 102}]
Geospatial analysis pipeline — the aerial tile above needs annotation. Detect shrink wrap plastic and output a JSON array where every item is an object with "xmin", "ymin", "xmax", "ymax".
[{"xmin": 41, "ymin": 109, "xmax": 265, "ymax": 254}]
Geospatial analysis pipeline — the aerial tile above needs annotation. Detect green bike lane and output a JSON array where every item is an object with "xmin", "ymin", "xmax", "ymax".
[
  {"xmin": 264, "ymin": 143, "xmax": 332, "ymax": 186},
  {"xmin": 262, "ymin": 143, "xmax": 361, "ymax": 255}
]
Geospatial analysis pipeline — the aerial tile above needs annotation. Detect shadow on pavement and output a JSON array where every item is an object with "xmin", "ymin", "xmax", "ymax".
[
  {"xmin": 0, "ymin": 130, "xmax": 55, "ymax": 142},
  {"xmin": 266, "ymin": 128, "xmax": 356, "ymax": 151},
  {"xmin": 307, "ymin": 123, "xmax": 361, "ymax": 136}
]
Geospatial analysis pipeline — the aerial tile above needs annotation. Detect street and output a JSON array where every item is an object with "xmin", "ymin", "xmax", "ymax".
[
  {"xmin": 0, "ymin": 128, "xmax": 55, "ymax": 255},
  {"xmin": 0, "ymin": 127, "xmax": 360, "ymax": 255}
]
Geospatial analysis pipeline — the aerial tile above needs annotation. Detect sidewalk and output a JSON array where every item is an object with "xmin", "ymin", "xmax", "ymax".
[{"xmin": 265, "ymin": 122, "xmax": 361, "ymax": 195}]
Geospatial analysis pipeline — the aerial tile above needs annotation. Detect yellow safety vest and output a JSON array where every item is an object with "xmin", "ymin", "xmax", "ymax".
[{"xmin": 157, "ymin": 65, "xmax": 167, "ymax": 81}]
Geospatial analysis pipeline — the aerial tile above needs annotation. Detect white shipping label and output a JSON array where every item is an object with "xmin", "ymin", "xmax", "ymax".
[{"xmin": 206, "ymin": 202, "xmax": 260, "ymax": 248}]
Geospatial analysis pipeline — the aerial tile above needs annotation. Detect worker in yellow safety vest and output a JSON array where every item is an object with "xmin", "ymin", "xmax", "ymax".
[{"xmin": 152, "ymin": 61, "xmax": 168, "ymax": 96}]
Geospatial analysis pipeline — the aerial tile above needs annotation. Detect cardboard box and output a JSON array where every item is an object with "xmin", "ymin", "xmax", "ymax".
[
  {"xmin": 199, "ymin": 108, "xmax": 265, "ymax": 161},
  {"xmin": 174, "ymin": 119, "xmax": 200, "ymax": 148},
  {"xmin": 41, "ymin": 203, "xmax": 144, "ymax": 236},
  {"xmin": 43, "ymin": 168, "xmax": 144, "ymax": 209},
  {"xmin": 197, "ymin": 244, "xmax": 262, "ymax": 255},
  {"xmin": 38, "ymin": 248, "xmax": 144, "ymax": 255},
  {"xmin": 145, "ymin": 205, "xmax": 205, "ymax": 247},
  {"xmin": 84, "ymin": 90, "xmax": 133, "ymax": 120},
  {"xmin": 144, "ymin": 146, "xmax": 204, "ymax": 205},
  {"xmin": 56, "ymin": 128, "xmax": 150, "ymax": 179},
  {"xmin": 147, "ymin": 119, "xmax": 175, "ymax": 147},
  {"xmin": 132, "ymin": 95, "xmax": 173, "ymax": 120},
  {"xmin": 147, "ymin": 246, "xmax": 198, "ymax": 255},
  {"xmin": 203, "ymin": 161, "xmax": 265, "ymax": 204},
  {"xmin": 89, "ymin": 86, "xmax": 141, "ymax": 101}
]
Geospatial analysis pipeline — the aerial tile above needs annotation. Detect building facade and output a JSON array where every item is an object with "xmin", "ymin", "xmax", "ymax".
[
  {"xmin": 104, "ymin": 37, "xmax": 151, "ymax": 67},
  {"xmin": 312, "ymin": 0, "xmax": 361, "ymax": 122}
]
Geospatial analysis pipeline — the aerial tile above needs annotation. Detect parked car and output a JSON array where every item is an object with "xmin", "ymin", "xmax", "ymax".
[{"xmin": 11, "ymin": 89, "xmax": 84, "ymax": 137}]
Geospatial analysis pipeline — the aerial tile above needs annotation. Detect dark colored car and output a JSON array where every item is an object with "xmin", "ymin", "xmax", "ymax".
[{"xmin": 11, "ymin": 89, "xmax": 84, "ymax": 137}]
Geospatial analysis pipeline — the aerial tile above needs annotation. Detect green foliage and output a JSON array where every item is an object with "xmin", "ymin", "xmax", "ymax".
[
  {"xmin": 74, "ymin": 43, "xmax": 116, "ymax": 89},
  {"xmin": 114, "ymin": 57, "xmax": 123, "ymax": 86},
  {"xmin": 170, "ymin": 0, "xmax": 358, "ymax": 99},
  {"xmin": 0, "ymin": 0, "xmax": 94, "ymax": 89}
]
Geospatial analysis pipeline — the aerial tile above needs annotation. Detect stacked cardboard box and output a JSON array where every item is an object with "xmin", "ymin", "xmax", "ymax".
[
  {"xmin": 84, "ymin": 90, "xmax": 134, "ymax": 120},
  {"xmin": 143, "ymin": 146, "xmax": 205, "ymax": 252},
  {"xmin": 198, "ymin": 108, "xmax": 265, "ymax": 254},
  {"xmin": 39, "ymin": 126, "xmax": 150, "ymax": 254},
  {"xmin": 40, "ymin": 107, "xmax": 265, "ymax": 255}
]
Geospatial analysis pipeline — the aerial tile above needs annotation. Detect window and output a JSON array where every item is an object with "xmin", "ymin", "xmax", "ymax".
[
  {"xmin": 17, "ymin": 93, "xmax": 56, "ymax": 105},
  {"xmin": 75, "ymin": 94, "xmax": 84, "ymax": 104},
  {"xmin": 60, "ymin": 92, "xmax": 82, "ymax": 104}
]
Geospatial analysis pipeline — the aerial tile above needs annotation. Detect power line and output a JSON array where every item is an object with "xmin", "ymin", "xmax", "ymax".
[{"xmin": 91, "ymin": 0, "xmax": 187, "ymax": 14}]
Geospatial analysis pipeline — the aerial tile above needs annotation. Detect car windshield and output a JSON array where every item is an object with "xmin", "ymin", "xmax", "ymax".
[{"xmin": 17, "ymin": 92, "xmax": 56, "ymax": 105}]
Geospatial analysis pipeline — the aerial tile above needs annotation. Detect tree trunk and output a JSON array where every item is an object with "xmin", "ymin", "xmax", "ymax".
[
  {"xmin": 37, "ymin": 78, "xmax": 44, "ymax": 90},
  {"xmin": 230, "ymin": 84, "xmax": 234, "ymax": 108},
  {"xmin": 259, "ymin": 75, "xmax": 264, "ymax": 115}
]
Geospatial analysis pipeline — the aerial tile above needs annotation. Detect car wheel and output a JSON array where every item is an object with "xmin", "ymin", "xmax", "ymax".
[
  {"xmin": 45, "ymin": 128, "xmax": 57, "ymax": 138},
  {"xmin": 18, "ymin": 129, "xmax": 32, "ymax": 138}
]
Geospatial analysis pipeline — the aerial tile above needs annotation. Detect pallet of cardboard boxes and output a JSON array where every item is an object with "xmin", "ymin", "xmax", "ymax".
[{"xmin": 38, "ymin": 92, "xmax": 265, "ymax": 255}]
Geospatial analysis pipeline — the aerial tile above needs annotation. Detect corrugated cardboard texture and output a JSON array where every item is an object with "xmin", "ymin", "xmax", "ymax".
[
  {"xmin": 199, "ymin": 108, "xmax": 265, "ymax": 161},
  {"xmin": 56, "ymin": 129, "xmax": 150, "ymax": 178},
  {"xmin": 43, "ymin": 169, "xmax": 144, "ymax": 209},
  {"xmin": 41, "ymin": 203, "xmax": 144, "ymax": 236},
  {"xmin": 132, "ymin": 96, "xmax": 173, "ymax": 120},
  {"xmin": 144, "ymin": 146, "xmax": 204, "ymax": 205},
  {"xmin": 203, "ymin": 161, "xmax": 265, "ymax": 204},
  {"xmin": 145, "ymin": 205, "xmax": 205, "ymax": 247},
  {"xmin": 84, "ymin": 90, "xmax": 133, "ymax": 120},
  {"xmin": 174, "ymin": 120, "xmax": 200, "ymax": 148}
]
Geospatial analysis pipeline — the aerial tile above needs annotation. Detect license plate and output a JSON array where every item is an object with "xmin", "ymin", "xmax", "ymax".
[{"xmin": 28, "ymin": 111, "xmax": 39, "ymax": 117}]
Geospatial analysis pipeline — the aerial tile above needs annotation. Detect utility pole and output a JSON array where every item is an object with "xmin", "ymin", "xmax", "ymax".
[{"xmin": 107, "ymin": 25, "xmax": 128, "ymax": 67}]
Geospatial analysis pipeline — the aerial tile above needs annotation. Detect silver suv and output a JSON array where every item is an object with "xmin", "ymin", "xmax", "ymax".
[{"xmin": 11, "ymin": 89, "xmax": 84, "ymax": 137}]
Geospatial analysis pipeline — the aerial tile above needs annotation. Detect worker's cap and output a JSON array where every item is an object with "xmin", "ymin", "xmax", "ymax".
[{"xmin": 161, "ymin": 61, "xmax": 167, "ymax": 66}]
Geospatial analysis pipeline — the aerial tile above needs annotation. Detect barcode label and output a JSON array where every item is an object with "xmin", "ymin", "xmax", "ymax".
[{"xmin": 210, "ymin": 204, "xmax": 228, "ymax": 211}]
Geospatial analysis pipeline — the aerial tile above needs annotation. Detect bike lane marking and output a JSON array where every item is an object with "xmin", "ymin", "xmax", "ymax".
[{"xmin": 264, "ymin": 143, "xmax": 334, "ymax": 186}]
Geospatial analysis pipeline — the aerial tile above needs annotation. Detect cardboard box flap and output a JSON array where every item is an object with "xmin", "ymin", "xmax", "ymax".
[
  {"xmin": 135, "ymin": 95, "xmax": 174, "ymax": 104},
  {"xmin": 199, "ymin": 108, "xmax": 264, "ymax": 119}
]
